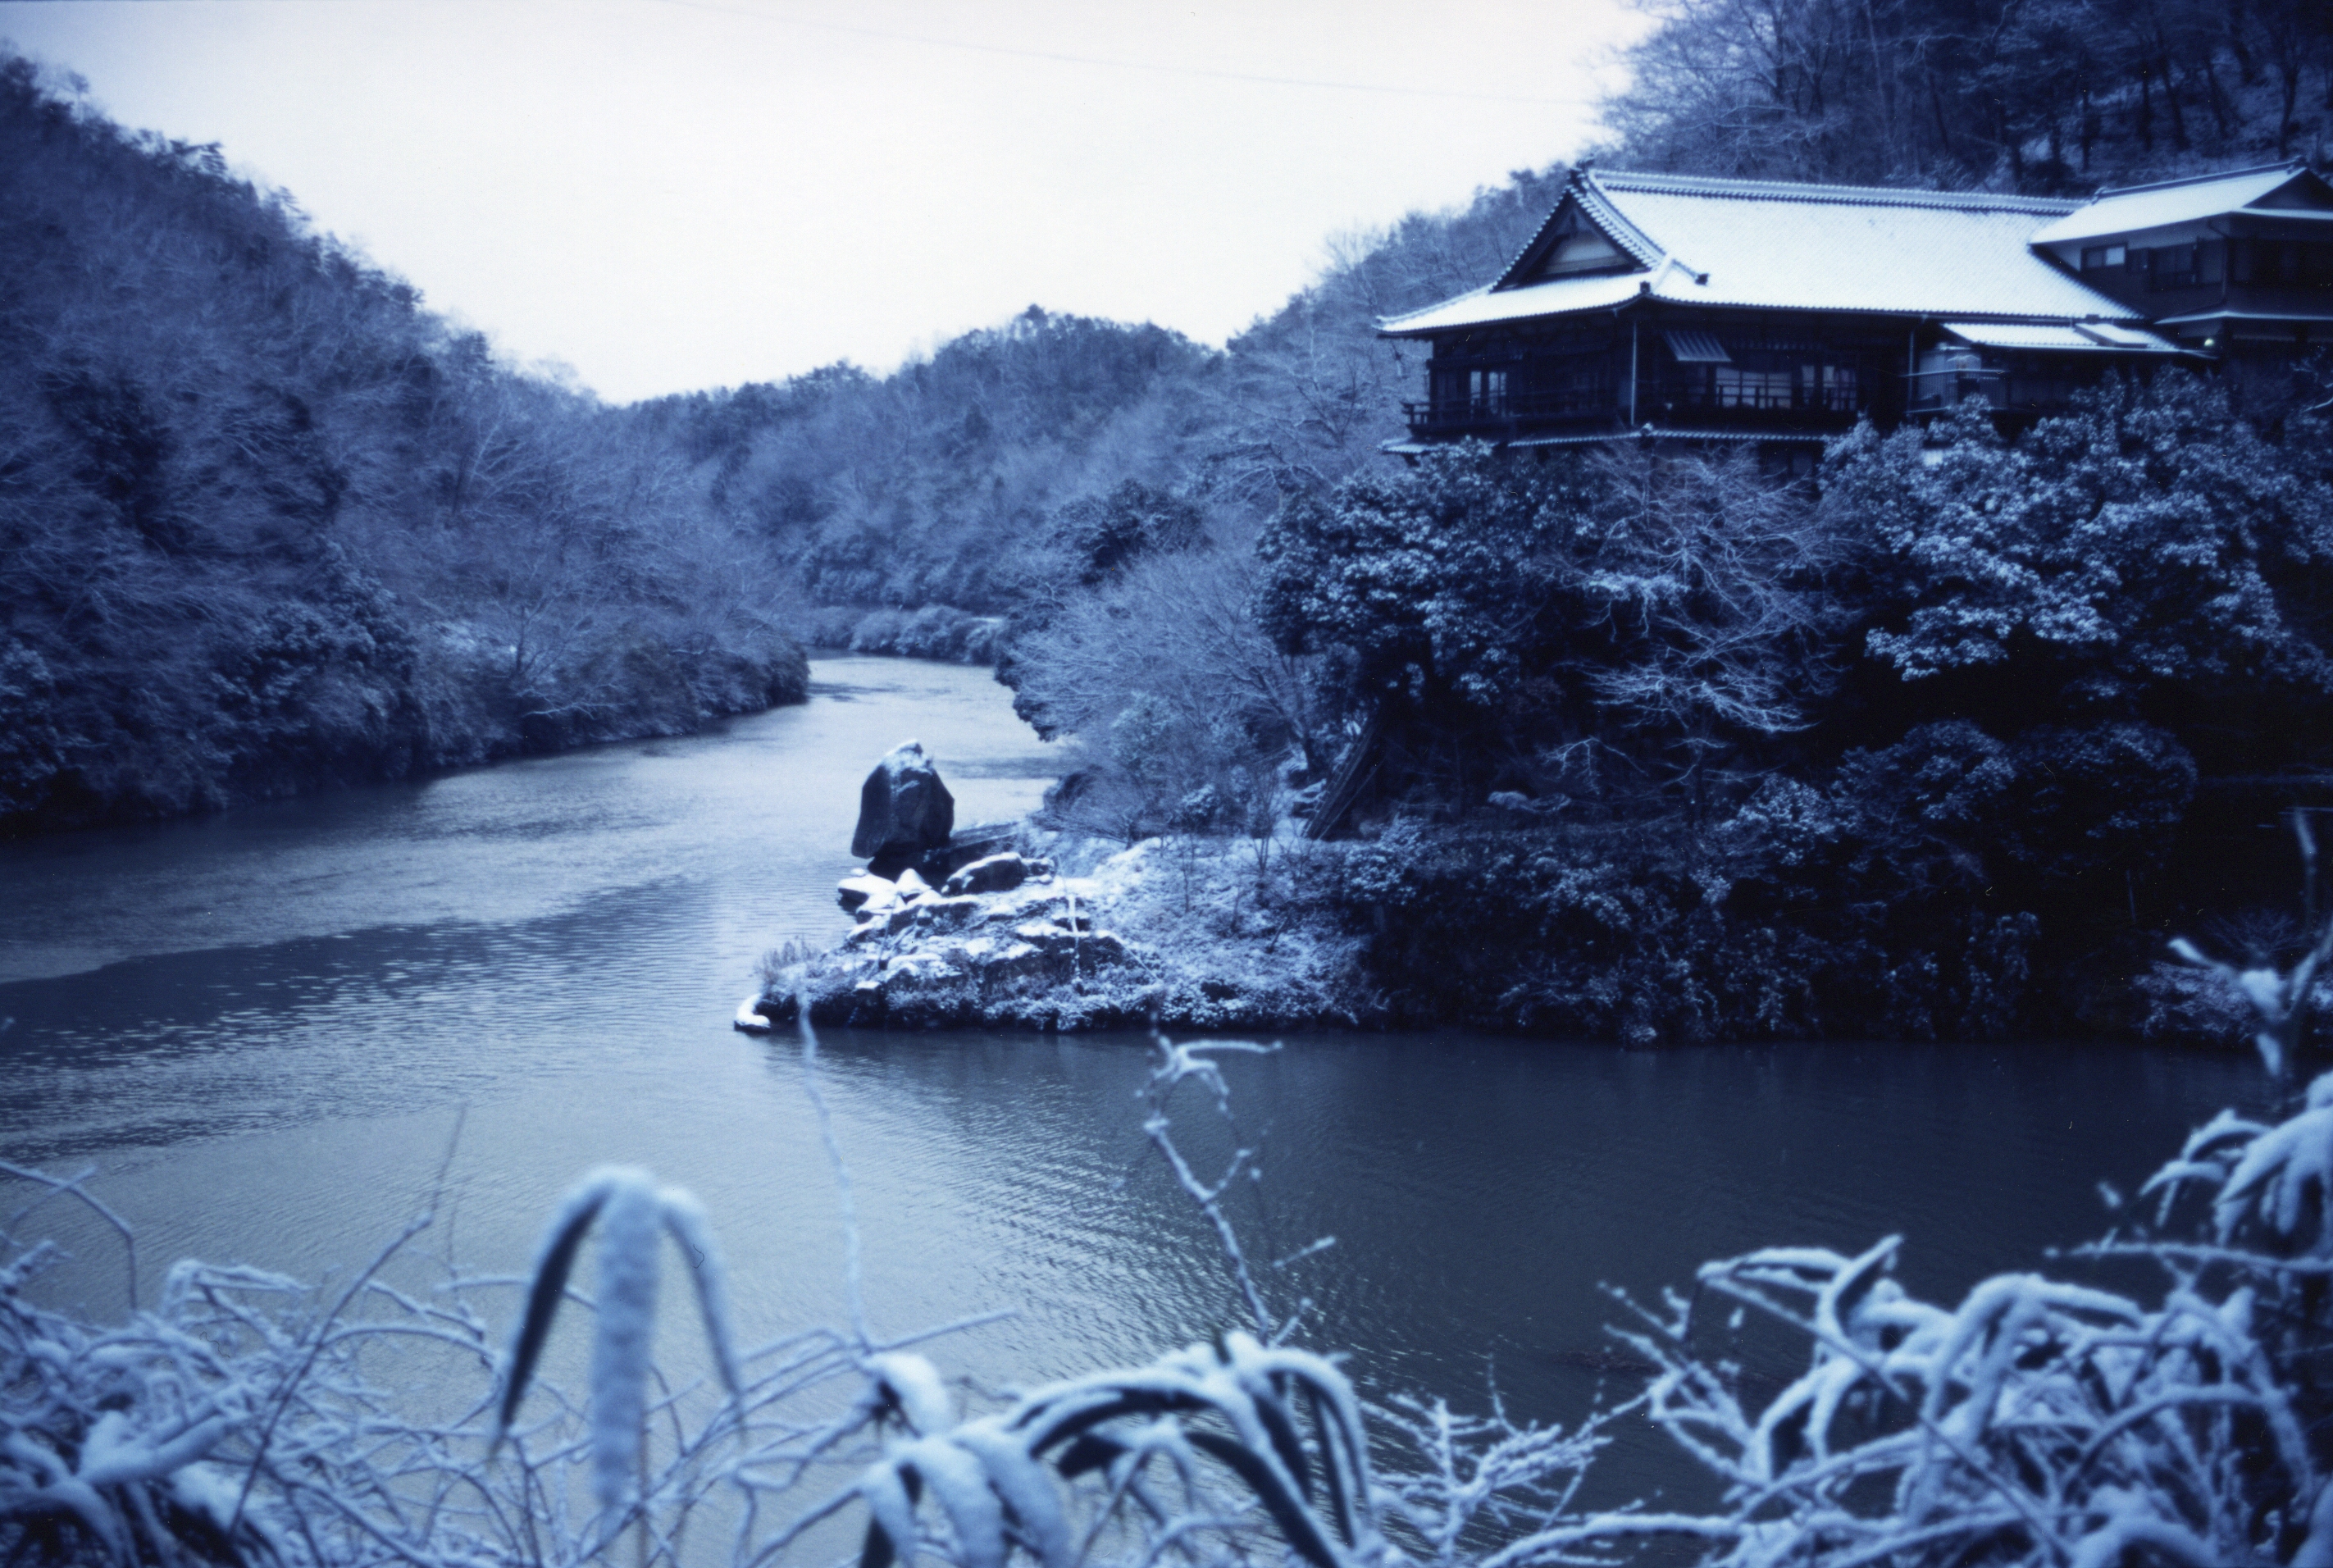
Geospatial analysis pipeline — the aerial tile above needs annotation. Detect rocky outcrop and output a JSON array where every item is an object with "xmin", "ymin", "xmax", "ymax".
[
  {"xmin": 852, "ymin": 741, "xmax": 955, "ymax": 877},
  {"xmin": 739, "ymin": 836, "xmax": 1374, "ymax": 1036},
  {"xmin": 755, "ymin": 852, "xmax": 1159, "ymax": 1030}
]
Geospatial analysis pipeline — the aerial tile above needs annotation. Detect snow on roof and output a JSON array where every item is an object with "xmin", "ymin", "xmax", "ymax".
[
  {"xmin": 2030, "ymin": 162, "xmax": 2317, "ymax": 246},
  {"xmin": 1382, "ymin": 169, "xmax": 2128, "ymax": 336},
  {"xmin": 1940, "ymin": 321, "xmax": 2186, "ymax": 353},
  {"xmin": 1382, "ymin": 270, "xmax": 1656, "ymax": 335}
]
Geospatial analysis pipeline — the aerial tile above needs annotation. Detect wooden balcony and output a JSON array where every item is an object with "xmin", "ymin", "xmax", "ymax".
[{"xmin": 1401, "ymin": 385, "xmax": 1617, "ymax": 438}]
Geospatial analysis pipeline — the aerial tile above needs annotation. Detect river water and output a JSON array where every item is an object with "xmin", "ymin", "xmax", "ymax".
[{"xmin": 0, "ymin": 654, "xmax": 2270, "ymax": 1514}]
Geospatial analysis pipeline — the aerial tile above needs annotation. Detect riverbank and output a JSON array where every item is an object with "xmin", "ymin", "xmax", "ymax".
[
  {"xmin": 2, "ymin": 631, "xmax": 810, "ymax": 840},
  {"xmin": 801, "ymin": 604, "xmax": 1003, "ymax": 665},
  {"xmin": 746, "ymin": 811, "xmax": 2268, "ymax": 1049}
]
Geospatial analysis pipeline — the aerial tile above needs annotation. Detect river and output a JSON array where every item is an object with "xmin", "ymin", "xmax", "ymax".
[{"xmin": 0, "ymin": 654, "xmax": 2269, "ymax": 1516}]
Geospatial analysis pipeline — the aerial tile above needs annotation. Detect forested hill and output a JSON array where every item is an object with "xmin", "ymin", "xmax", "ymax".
[
  {"xmin": 630, "ymin": 167, "xmax": 1570, "ymax": 659},
  {"xmin": 0, "ymin": 54, "xmax": 804, "ymax": 837},
  {"xmin": 1604, "ymin": 0, "xmax": 2332, "ymax": 190}
]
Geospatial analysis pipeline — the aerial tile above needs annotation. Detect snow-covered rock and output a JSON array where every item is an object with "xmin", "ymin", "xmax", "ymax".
[
  {"xmin": 836, "ymin": 871, "xmax": 894, "ymax": 914},
  {"xmin": 943, "ymin": 852, "xmax": 1032, "ymax": 897},
  {"xmin": 748, "ymin": 833, "xmax": 1373, "ymax": 1034}
]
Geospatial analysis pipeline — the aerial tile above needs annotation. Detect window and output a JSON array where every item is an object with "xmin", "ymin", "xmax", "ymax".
[
  {"xmin": 1469, "ymin": 369, "xmax": 1507, "ymax": 411},
  {"xmin": 2151, "ymin": 245, "xmax": 2200, "ymax": 289},
  {"xmin": 1714, "ymin": 367, "xmax": 1793, "ymax": 408},
  {"xmin": 2080, "ymin": 244, "xmax": 2126, "ymax": 271},
  {"xmin": 1799, "ymin": 362, "xmax": 1858, "ymax": 411},
  {"xmin": 2236, "ymin": 240, "xmax": 2333, "ymax": 287}
]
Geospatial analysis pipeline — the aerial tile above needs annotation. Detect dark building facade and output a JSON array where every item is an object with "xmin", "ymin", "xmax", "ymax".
[{"xmin": 1381, "ymin": 162, "xmax": 2333, "ymax": 454}]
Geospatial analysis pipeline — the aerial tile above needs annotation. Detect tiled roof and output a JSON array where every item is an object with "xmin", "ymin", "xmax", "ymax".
[
  {"xmin": 1382, "ymin": 271, "xmax": 1653, "ymax": 335},
  {"xmin": 2029, "ymin": 162, "xmax": 2315, "ymax": 246},
  {"xmin": 1383, "ymin": 169, "xmax": 2135, "ymax": 337},
  {"xmin": 1939, "ymin": 321, "xmax": 2186, "ymax": 353}
]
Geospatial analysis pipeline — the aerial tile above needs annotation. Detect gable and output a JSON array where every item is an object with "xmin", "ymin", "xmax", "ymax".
[
  {"xmin": 1540, "ymin": 228, "xmax": 1625, "ymax": 276},
  {"xmin": 2253, "ymin": 170, "xmax": 2333, "ymax": 212},
  {"xmin": 1494, "ymin": 184, "xmax": 1656, "ymax": 291},
  {"xmin": 2030, "ymin": 162, "xmax": 2333, "ymax": 248}
]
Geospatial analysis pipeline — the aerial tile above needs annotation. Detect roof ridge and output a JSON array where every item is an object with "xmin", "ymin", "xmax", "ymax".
[
  {"xmin": 1592, "ymin": 168, "xmax": 2078, "ymax": 213},
  {"xmin": 2092, "ymin": 160, "xmax": 2307, "ymax": 198}
]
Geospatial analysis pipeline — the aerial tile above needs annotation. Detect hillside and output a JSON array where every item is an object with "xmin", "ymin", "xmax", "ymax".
[{"xmin": 0, "ymin": 54, "xmax": 805, "ymax": 836}]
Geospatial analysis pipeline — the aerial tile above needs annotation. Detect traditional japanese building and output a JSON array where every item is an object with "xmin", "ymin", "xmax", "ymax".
[{"xmin": 1380, "ymin": 161, "xmax": 2333, "ymax": 455}]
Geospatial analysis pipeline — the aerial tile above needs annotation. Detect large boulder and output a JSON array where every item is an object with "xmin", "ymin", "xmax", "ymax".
[{"xmin": 852, "ymin": 741, "xmax": 955, "ymax": 876}]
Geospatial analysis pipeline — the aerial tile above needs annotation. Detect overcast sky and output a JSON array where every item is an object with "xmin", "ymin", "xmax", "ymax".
[{"xmin": 0, "ymin": 0, "xmax": 1641, "ymax": 403}]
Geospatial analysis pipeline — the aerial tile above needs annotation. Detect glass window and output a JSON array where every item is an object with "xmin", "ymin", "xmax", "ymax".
[
  {"xmin": 2080, "ymin": 244, "xmax": 2127, "ymax": 271},
  {"xmin": 1714, "ymin": 367, "xmax": 1793, "ymax": 408}
]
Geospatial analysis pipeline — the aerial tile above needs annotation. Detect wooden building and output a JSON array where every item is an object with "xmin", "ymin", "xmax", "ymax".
[{"xmin": 1380, "ymin": 162, "xmax": 2333, "ymax": 455}]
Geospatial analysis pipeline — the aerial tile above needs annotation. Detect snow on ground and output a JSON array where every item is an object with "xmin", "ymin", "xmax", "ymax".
[{"xmin": 747, "ymin": 831, "xmax": 1371, "ymax": 1033}]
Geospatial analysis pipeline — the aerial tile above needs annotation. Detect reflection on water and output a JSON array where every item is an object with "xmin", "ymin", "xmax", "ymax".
[{"xmin": 0, "ymin": 655, "xmax": 2273, "ymax": 1513}]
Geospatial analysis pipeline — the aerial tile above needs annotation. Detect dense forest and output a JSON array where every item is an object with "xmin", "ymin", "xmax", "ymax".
[{"xmin": 1609, "ymin": 0, "xmax": 2333, "ymax": 188}]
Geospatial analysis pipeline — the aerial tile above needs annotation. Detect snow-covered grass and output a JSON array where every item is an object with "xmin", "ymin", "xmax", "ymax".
[{"xmin": 1041, "ymin": 832, "xmax": 1372, "ymax": 1031}]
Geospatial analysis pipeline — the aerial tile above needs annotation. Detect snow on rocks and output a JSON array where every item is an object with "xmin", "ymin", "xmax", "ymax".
[
  {"xmin": 759, "ymin": 851, "xmax": 1151, "ymax": 1029},
  {"xmin": 942, "ymin": 852, "xmax": 1032, "ymax": 897},
  {"xmin": 744, "ymin": 837, "xmax": 1373, "ymax": 1035},
  {"xmin": 836, "ymin": 871, "xmax": 894, "ymax": 915}
]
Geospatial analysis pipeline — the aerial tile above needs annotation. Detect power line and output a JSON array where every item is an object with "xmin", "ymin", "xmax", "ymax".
[{"xmin": 645, "ymin": 0, "xmax": 1597, "ymax": 108}]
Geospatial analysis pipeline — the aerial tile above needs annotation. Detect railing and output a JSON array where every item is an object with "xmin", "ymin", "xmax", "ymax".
[
  {"xmin": 1638, "ymin": 386, "xmax": 1866, "ymax": 432},
  {"xmin": 1660, "ymin": 381, "xmax": 1866, "ymax": 417},
  {"xmin": 1404, "ymin": 381, "xmax": 1874, "ymax": 437},
  {"xmin": 1402, "ymin": 386, "xmax": 1615, "ymax": 435}
]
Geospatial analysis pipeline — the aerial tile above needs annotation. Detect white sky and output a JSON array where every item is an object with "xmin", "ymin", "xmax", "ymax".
[{"xmin": 0, "ymin": 0, "xmax": 1642, "ymax": 403}]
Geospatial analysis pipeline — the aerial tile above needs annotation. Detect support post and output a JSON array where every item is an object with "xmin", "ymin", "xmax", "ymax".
[{"xmin": 1629, "ymin": 318, "xmax": 1639, "ymax": 426}]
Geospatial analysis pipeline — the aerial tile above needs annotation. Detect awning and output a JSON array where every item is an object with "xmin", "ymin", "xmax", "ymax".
[
  {"xmin": 2072, "ymin": 321, "xmax": 2166, "ymax": 348},
  {"xmin": 1939, "ymin": 321, "xmax": 2183, "ymax": 353},
  {"xmin": 1663, "ymin": 330, "xmax": 1732, "ymax": 363}
]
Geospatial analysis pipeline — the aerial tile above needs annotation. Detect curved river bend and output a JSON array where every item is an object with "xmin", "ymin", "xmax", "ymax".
[{"xmin": 0, "ymin": 655, "xmax": 2266, "ymax": 1510}]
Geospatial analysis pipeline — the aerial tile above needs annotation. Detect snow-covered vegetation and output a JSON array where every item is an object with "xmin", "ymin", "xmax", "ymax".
[
  {"xmin": 975, "ymin": 372, "xmax": 2333, "ymax": 1046},
  {"xmin": 0, "ymin": 55, "xmax": 809, "ymax": 836},
  {"xmin": 754, "ymin": 837, "xmax": 1369, "ymax": 1033}
]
